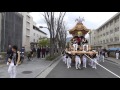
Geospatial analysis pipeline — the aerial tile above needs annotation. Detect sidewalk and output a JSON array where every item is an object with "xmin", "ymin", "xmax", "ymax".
[
  {"xmin": 0, "ymin": 56, "xmax": 61, "ymax": 78},
  {"xmin": 105, "ymin": 57, "xmax": 120, "ymax": 65}
]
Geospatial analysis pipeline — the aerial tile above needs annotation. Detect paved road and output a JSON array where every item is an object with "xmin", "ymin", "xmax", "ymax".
[{"xmin": 46, "ymin": 59, "xmax": 120, "ymax": 78}]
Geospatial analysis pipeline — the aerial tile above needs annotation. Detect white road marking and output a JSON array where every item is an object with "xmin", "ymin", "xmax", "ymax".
[{"xmin": 85, "ymin": 54, "xmax": 120, "ymax": 78}]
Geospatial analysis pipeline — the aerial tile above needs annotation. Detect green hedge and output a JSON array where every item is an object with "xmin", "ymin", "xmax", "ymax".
[
  {"xmin": 46, "ymin": 54, "xmax": 60, "ymax": 61},
  {"xmin": 0, "ymin": 52, "xmax": 6, "ymax": 60}
]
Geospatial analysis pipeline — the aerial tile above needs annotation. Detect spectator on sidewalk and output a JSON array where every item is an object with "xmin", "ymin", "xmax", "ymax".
[
  {"xmin": 37, "ymin": 46, "xmax": 40, "ymax": 58},
  {"xmin": 6, "ymin": 45, "xmax": 12, "ymax": 63},
  {"xmin": 27, "ymin": 50, "xmax": 33, "ymax": 61},
  {"xmin": 46, "ymin": 46, "xmax": 49, "ymax": 55},
  {"xmin": 101, "ymin": 49, "xmax": 105, "ymax": 62},
  {"xmin": 115, "ymin": 49, "xmax": 119, "ymax": 60},
  {"xmin": 7, "ymin": 45, "xmax": 20, "ymax": 78},
  {"xmin": 42, "ymin": 46, "xmax": 46, "ymax": 58}
]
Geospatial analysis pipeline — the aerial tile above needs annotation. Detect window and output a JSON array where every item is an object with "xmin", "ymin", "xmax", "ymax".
[
  {"xmin": 26, "ymin": 29, "xmax": 30, "ymax": 35},
  {"xmin": 26, "ymin": 22, "xmax": 30, "ymax": 28},
  {"xmin": 106, "ymin": 32, "xmax": 109, "ymax": 35},
  {"xmin": 114, "ymin": 37, "xmax": 119, "ymax": 42},
  {"xmin": 110, "ymin": 30, "xmax": 113, "ymax": 34},
  {"xmin": 103, "ymin": 33, "xmax": 105, "ymax": 36},
  {"xmin": 33, "ymin": 39, "xmax": 35, "ymax": 42},
  {"xmin": 26, "ymin": 15, "xmax": 30, "ymax": 22},
  {"xmin": 110, "ymin": 38, "xmax": 113, "ymax": 42},
  {"xmin": 103, "ymin": 40, "xmax": 105, "ymax": 44},
  {"xmin": 34, "ymin": 33, "xmax": 35, "ymax": 36},
  {"xmin": 106, "ymin": 39, "xmax": 109, "ymax": 43}
]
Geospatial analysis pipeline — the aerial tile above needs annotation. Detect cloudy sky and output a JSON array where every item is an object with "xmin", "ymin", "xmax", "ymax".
[{"xmin": 30, "ymin": 12, "xmax": 118, "ymax": 38}]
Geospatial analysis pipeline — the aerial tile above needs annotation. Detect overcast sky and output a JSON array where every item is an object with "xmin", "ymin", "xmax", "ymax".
[{"xmin": 30, "ymin": 12, "xmax": 118, "ymax": 38}]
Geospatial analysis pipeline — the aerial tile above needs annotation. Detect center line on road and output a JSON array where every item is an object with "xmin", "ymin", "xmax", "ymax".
[{"xmin": 85, "ymin": 54, "xmax": 120, "ymax": 78}]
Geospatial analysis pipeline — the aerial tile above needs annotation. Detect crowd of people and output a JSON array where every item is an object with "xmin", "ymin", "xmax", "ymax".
[
  {"xmin": 27, "ymin": 46, "xmax": 50, "ymax": 61},
  {"xmin": 62, "ymin": 50, "xmax": 105, "ymax": 70}
]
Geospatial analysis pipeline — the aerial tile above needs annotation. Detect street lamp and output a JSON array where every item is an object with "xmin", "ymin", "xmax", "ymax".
[{"xmin": 39, "ymin": 26, "xmax": 48, "ymax": 29}]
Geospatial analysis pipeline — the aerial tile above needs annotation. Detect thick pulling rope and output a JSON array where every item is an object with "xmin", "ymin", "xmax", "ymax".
[{"xmin": 84, "ymin": 54, "xmax": 120, "ymax": 78}]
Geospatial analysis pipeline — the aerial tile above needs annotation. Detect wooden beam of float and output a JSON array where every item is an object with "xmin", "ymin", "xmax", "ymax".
[{"xmin": 65, "ymin": 50, "xmax": 98, "ymax": 55}]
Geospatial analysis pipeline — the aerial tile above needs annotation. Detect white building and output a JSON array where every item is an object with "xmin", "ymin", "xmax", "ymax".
[
  {"xmin": 89, "ymin": 12, "xmax": 120, "ymax": 50},
  {"xmin": 18, "ymin": 12, "xmax": 34, "ymax": 51},
  {"xmin": 30, "ymin": 22, "xmax": 47, "ymax": 48}
]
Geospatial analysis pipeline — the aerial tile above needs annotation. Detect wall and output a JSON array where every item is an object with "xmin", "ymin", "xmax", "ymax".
[
  {"xmin": 0, "ymin": 13, "xmax": 2, "ymax": 52},
  {"xmin": 19, "ymin": 12, "xmax": 34, "ymax": 51},
  {"xmin": 0, "ymin": 12, "xmax": 23, "ymax": 52}
]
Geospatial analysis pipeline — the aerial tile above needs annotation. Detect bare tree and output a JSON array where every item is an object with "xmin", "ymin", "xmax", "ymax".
[{"xmin": 42, "ymin": 12, "xmax": 66, "ymax": 56}]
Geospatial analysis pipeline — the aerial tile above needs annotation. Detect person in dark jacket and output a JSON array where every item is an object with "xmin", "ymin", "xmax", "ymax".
[
  {"xmin": 6, "ymin": 45, "xmax": 12, "ymax": 63},
  {"xmin": 46, "ymin": 46, "xmax": 49, "ymax": 55},
  {"xmin": 37, "ymin": 46, "xmax": 40, "ymax": 58},
  {"xmin": 42, "ymin": 47, "xmax": 46, "ymax": 58}
]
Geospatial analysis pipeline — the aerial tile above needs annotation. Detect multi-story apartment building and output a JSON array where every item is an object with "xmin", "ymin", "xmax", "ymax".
[
  {"xmin": 30, "ymin": 22, "xmax": 47, "ymax": 48},
  {"xmin": 89, "ymin": 12, "xmax": 120, "ymax": 50},
  {"xmin": 18, "ymin": 12, "xmax": 34, "ymax": 51},
  {"xmin": 0, "ymin": 12, "xmax": 23, "ymax": 52}
]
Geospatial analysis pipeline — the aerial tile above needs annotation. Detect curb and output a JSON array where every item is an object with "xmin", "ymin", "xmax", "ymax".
[{"xmin": 35, "ymin": 55, "xmax": 62, "ymax": 78}]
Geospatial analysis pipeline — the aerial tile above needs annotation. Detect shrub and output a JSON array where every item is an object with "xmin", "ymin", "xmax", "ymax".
[
  {"xmin": 0, "ymin": 52, "xmax": 6, "ymax": 60},
  {"xmin": 46, "ymin": 53, "xmax": 60, "ymax": 61}
]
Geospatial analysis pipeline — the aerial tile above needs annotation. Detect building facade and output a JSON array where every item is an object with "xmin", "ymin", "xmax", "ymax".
[
  {"xmin": 30, "ymin": 23, "xmax": 47, "ymax": 48},
  {"xmin": 18, "ymin": 12, "xmax": 34, "ymax": 51},
  {"xmin": 0, "ymin": 12, "xmax": 23, "ymax": 52},
  {"xmin": 89, "ymin": 12, "xmax": 120, "ymax": 50}
]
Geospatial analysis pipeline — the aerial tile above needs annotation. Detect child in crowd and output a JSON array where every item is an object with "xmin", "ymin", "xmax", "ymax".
[{"xmin": 75, "ymin": 54, "xmax": 81, "ymax": 69}]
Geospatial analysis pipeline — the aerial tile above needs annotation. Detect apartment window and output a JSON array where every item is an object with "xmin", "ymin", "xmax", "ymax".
[
  {"xmin": 33, "ymin": 39, "xmax": 35, "ymax": 42},
  {"xmin": 103, "ymin": 33, "xmax": 105, "ymax": 36},
  {"xmin": 110, "ymin": 38, "xmax": 113, "ymax": 42},
  {"xmin": 110, "ymin": 30, "xmax": 113, "ymax": 34},
  {"xmin": 106, "ymin": 39, "xmax": 109, "ymax": 43},
  {"xmin": 115, "ymin": 17, "xmax": 119, "ymax": 23},
  {"xmin": 26, "ymin": 28, "xmax": 30, "ymax": 35},
  {"xmin": 103, "ymin": 40, "xmax": 105, "ymax": 44},
  {"xmin": 114, "ymin": 37, "xmax": 119, "ymax": 42},
  {"xmin": 118, "ymin": 27, "xmax": 119, "ymax": 31},
  {"xmin": 106, "ymin": 32, "xmax": 109, "ymax": 35},
  {"xmin": 26, "ymin": 15, "xmax": 30, "ymax": 22},
  {"xmin": 26, "ymin": 22, "xmax": 30, "ymax": 28},
  {"xmin": 116, "ymin": 27, "xmax": 120, "ymax": 32}
]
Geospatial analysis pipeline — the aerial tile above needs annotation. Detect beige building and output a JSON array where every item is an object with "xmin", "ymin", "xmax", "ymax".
[
  {"xmin": 18, "ymin": 12, "xmax": 34, "ymax": 51},
  {"xmin": 89, "ymin": 12, "xmax": 120, "ymax": 50}
]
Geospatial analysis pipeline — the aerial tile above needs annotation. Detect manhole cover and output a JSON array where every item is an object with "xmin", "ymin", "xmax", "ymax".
[{"xmin": 22, "ymin": 71, "xmax": 32, "ymax": 74}]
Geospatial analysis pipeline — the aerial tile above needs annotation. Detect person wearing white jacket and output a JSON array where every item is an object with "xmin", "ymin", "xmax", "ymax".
[
  {"xmin": 73, "ymin": 41, "xmax": 78, "ymax": 51},
  {"xmin": 75, "ymin": 54, "xmax": 81, "ymax": 69},
  {"xmin": 83, "ymin": 55, "xmax": 87, "ymax": 68},
  {"xmin": 7, "ymin": 45, "xmax": 20, "ymax": 78},
  {"xmin": 66, "ymin": 54, "xmax": 72, "ymax": 69}
]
